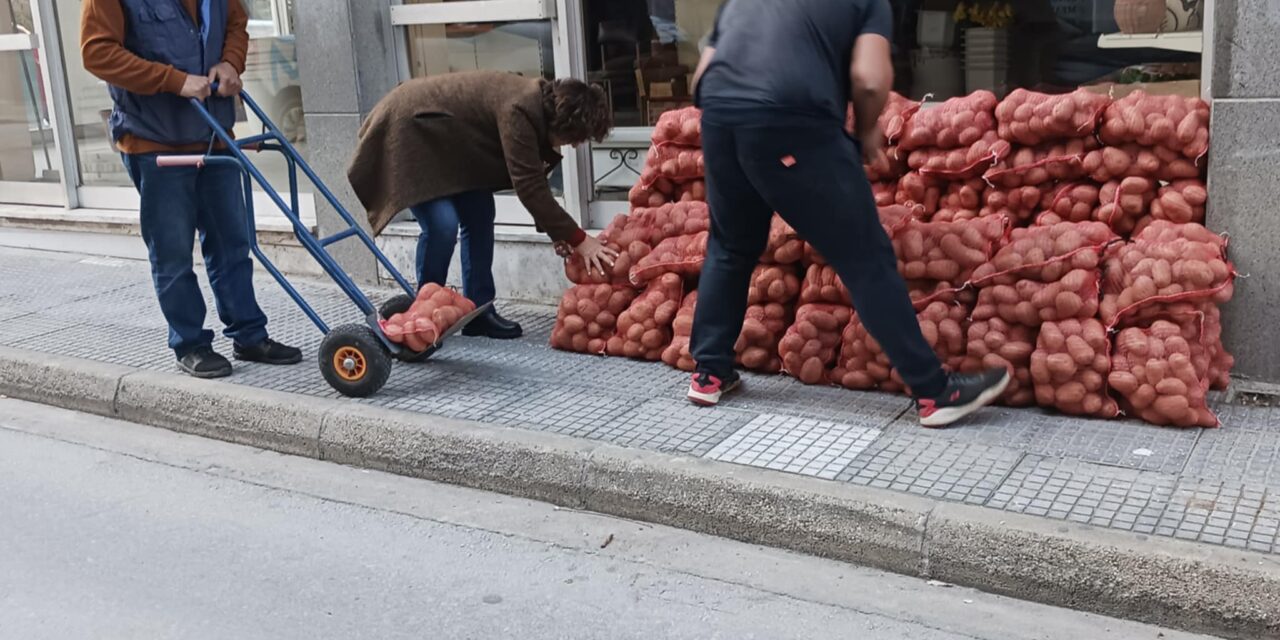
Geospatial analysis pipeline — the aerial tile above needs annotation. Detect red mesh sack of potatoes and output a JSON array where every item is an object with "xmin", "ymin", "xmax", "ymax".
[
  {"xmin": 909, "ymin": 131, "xmax": 1011, "ymax": 181},
  {"xmin": 983, "ymin": 138, "xmax": 1095, "ymax": 189},
  {"xmin": 893, "ymin": 215, "xmax": 1008, "ymax": 284},
  {"xmin": 760, "ymin": 215, "xmax": 805, "ymax": 264},
  {"xmin": 749, "ymin": 264, "xmax": 802, "ymax": 305},
  {"xmin": 873, "ymin": 181, "xmax": 896, "ymax": 207},
  {"xmin": 896, "ymin": 171, "xmax": 942, "ymax": 214},
  {"xmin": 736, "ymin": 302, "xmax": 792, "ymax": 373},
  {"xmin": 995, "ymin": 88, "xmax": 1110, "ymax": 146},
  {"xmin": 660, "ymin": 290, "xmax": 698, "ymax": 371},
  {"xmin": 550, "ymin": 284, "xmax": 639, "ymax": 354},
  {"xmin": 628, "ymin": 201, "xmax": 710, "ymax": 245},
  {"xmin": 1100, "ymin": 222, "xmax": 1234, "ymax": 325},
  {"xmin": 979, "ymin": 184, "xmax": 1047, "ymax": 224},
  {"xmin": 1109, "ymin": 320, "xmax": 1218, "ymax": 427},
  {"xmin": 799, "ymin": 264, "xmax": 850, "ymax": 306},
  {"xmin": 1146, "ymin": 180, "xmax": 1207, "ymax": 227},
  {"xmin": 565, "ymin": 214, "xmax": 651, "ymax": 285},
  {"xmin": 932, "ymin": 180, "xmax": 985, "ymax": 223},
  {"xmin": 1094, "ymin": 177, "xmax": 1156, "ymax": 236},
  {"xmin": 1119, "ymin": 302, "xmax": 1234, "ymax": 391},
  {"xmin": 674, "ymin": 179, "xmax": 707, "ymax": 203},
  {"xmin": 899, "ymin": 91, "xmax": 999, "ymax": 151},
  {"xmin": 779, "ymin": 304, "xmax": 853, "ymax": 385},
  {"xmin": 1035, "ymin": 182, "xmax": 1102, "ymax": 225},
  {"xmin": 973, "ymin": 268, "xmax": 1101, "ymax": 326},
  {"xmin": 629, "ymin": 231, "xmax": 709, "ymax": 286},
  {"xmin": 1100, "ymin": 91, "xmax": 1211, "ymax": 160},
  {"xmin": 1030, "ymin": 318, "xmax": 1119, "ymax": 418},
  {"xmin": 606, "ymin": 273, "xmax": 683, "ymax": 360},
  {"xmin": 643, "ymin": 145, "xmax": 704, "ymax": 182},
  {"xmin": 831, "ymin": 301, "xmax": 967, "ymax": 393},
  {"xmin": 971, "ymin": 221, "xmax": 1117, "ymax": 286},
  {"xmin": 650, "ymin": 106, "xmax": 701, "ymax": 147},
  {"xmin": 382, "ymin": 284, "xmax": 478, "ymax": 352},
  {"xmin": 1082, "ymin": 144, "xmax": 1201, "ymax": 183},
  {"xmin": 960, "ymin": 317, "xmax": 1037, "ymax": 406},
  {"xmin": 629, "ymin": 175, "xmax": 677, "ymax": 208}
]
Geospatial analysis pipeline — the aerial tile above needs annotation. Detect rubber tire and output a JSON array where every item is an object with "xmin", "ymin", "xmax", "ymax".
[
  {"xmin": 319, "ymin": 324, "xmax": 393, "ymax": 398},
  {"xmin": 378, "ymin": 294, "xmax": 437, "ymax": 363}
]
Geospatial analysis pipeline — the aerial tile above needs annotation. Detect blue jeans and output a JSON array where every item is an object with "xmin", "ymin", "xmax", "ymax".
[
  {"xmin": 123, "ymin": 152, "xmax": 269, "ymax": 358},
  {"xmin": 690, "ymin": 118, "xmax": 948, "ymax": 399},
  {"xmin": 409, "ymin": 190, "xmax": 497, "ymax": 306}
]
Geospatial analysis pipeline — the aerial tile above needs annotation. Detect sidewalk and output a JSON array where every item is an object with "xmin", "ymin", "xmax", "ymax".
[{"xmin": 1, "ymin": 244, "xmax": 1278, "ymax": 636}]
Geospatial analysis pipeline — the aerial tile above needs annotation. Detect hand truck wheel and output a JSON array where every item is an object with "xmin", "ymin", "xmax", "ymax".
[
  {"xmin": 378, "ymin": 293, "xmax": 438, "ymax": 363},
  {"xmin": 319, "ymin": 324, "xmax": 393, "ymax": 397}
]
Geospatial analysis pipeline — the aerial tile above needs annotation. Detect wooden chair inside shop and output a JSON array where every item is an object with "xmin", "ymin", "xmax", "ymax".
[{"xmin": 635, "ymin": 41, "xmax": 691, "ymax": 125}]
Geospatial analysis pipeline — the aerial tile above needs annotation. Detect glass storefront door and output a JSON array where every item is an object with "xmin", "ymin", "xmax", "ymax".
[
  {"xmin": 391, "ymin": 0, "xmax": 585, "ymax": 228},
  {"xmin": 0, "ymin": 0, "xmax": 62, "ymax": 204}
]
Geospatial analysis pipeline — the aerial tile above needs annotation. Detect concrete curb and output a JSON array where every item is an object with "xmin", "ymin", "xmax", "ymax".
[{"xmin": 1, "ymin": 345, "xmax": 1277, "ymax": 638}]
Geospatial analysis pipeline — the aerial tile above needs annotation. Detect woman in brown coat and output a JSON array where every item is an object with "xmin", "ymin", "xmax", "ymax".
[{"xmin": 348, "ymin": 71, "xmax": 618, "ymax": 339}]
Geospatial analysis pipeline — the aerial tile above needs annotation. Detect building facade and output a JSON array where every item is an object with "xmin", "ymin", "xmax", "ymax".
[{"xmin": 0, "ymin": 0, "xmax": 1277, "ymax": 382}]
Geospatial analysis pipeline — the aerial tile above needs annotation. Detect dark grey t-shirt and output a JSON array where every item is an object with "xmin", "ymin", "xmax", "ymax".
[{"xmin": 696, "ymin": 0, "xmax": 893, "ymax": 125}]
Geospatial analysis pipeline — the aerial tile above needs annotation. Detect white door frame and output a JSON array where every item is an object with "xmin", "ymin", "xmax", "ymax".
[
  {"xmin": 389, "ymin": 0, "xmax": 588, "ymax": 229},
  {"xmin": 0, "ymin": 0, "xmax": 71, "ymax": 207}
]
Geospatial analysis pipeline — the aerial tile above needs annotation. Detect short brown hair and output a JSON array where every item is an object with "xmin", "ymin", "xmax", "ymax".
[{"xmin": 543, "ymin": 78, "xmax": 612, "ymax": 145}]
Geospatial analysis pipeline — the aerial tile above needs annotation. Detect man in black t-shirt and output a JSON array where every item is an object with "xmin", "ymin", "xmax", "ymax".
[{"xmin": 684, "ymin": 0, "xmax": 1009, "ymax": 428}]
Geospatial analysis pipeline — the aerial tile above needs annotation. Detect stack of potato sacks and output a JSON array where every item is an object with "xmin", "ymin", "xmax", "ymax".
[{"xmin": 549, "ymin": 87, "xmax": 1234, "ymax": 429}]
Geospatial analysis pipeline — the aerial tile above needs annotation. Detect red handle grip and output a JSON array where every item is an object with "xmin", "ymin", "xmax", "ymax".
[{"xmin": 155, "ymin": 155, "xmax": 207, "ymax": 168}]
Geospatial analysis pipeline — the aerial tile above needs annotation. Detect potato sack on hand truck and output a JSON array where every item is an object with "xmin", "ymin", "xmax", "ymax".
[{"xmin": 158, "ymin": 86, "xmax": 490, "ymax": 398}]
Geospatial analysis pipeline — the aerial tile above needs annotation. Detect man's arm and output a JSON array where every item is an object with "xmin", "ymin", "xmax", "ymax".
[
  {"xmin": 80, "ymin": 0, "xmax": 189, "ymax": 96},
  {"xmin": 849, "ymin": 33, "xmax": 892, "ymax": 140},
  {"xmin": 690, "ymin": 46, "xmax": 715, "ymax": 97},
  {"xmin": 209, "ymin": 0, "xmax": 248, "ymax": 96},
  {"xmin": 222, "ymin": 0, "xmax": 250, "ymax": 74}
]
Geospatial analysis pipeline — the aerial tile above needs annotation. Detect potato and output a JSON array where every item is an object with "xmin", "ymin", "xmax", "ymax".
[{"xmin": 1030, "ymin": 319, "xmax": 1117, "ymax": 418}]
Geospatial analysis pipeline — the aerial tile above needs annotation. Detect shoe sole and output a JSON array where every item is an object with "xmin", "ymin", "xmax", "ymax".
[
  {"xmin": 177, "ymin": 362, "xmax": 233, "ymax": 379},
  {"xmin": 461, "ymin": 328, "xmax": 524, "ymax": 340},
  {"xmin": 687, "ymin": 379, "xmax": 742, "ymax": 407},
  {"xmin": 920, "ymin": 371, "xmax": 1012, "ymax": 428},
  {"xmin": 233, "ymin": 354, "xmax": 304, "ymax": 365}
]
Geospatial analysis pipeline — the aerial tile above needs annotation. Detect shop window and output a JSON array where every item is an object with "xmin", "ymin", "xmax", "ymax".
[
  {"xmin": 582, "ymin": 0, "xmax": 722, "ymax": 203},
  {"xmin": 54, "ymin": 0, "xmax": 305, "ymax": 193},
  {"xmin": 1, "ymin": 0, "xmax": 59, "ymax": 187},
  {"xmin": 401, "ymin": 0, "xmax": 562, "ymax": 196}
]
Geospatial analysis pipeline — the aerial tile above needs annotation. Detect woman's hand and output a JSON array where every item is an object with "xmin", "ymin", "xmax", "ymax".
[{"xmin": 572, "ymin": 234, "xmax": 619, "ymax": 276}]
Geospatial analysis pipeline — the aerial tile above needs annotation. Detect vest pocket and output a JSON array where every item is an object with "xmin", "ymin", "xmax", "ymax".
[{"xmin": 134, "ymin": 2, "xmax": 199, "ymax": 63}]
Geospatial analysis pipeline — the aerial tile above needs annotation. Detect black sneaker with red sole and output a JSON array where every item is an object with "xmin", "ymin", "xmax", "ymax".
[
  {"xmin": 687, "ymin": 371, "xmax": 742, "ymax": 407},
  {"xmin": 916, "ymin": 368, "xmax": 1011, "ymax": 428}
]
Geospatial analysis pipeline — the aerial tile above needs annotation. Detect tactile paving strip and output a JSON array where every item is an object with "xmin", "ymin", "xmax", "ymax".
[
  {"xmin": 705, "ymin": 414, "xmax": 881, "ymax": 479},
  {"xmin": 986, "ymin": 455, "xmax": 1176, "ymax": 533},
  {"xmin": 837, "ymin": 435, "xmax": 1024, "ymax": 505},
  {"xmin": 1155, "ymin": 481, "xmax": 1279, "ymax": 552}
]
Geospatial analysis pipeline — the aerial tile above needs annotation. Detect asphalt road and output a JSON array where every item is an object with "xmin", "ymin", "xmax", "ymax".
[{"xmin": 0, "ymin": 398, "xmax": 1216, "ymax": 640}]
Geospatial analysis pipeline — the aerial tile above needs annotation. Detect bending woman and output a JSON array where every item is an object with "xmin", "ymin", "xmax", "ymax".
[{"xmin": 349, "ymin": 71, "xmax": 618, "ymax": 339}]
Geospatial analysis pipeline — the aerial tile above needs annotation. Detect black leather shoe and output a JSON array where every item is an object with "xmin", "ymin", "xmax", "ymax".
[
  {"xmin": 234, "ymin": 338, "xmax": 304, "ymax": 365},
  {"xmin": 462, "ymin": 309, "xmax": 523, "ymax": 339},
  {"xmin": 177, "ymin": 347, "xmax": 233, "ymax": 379}
]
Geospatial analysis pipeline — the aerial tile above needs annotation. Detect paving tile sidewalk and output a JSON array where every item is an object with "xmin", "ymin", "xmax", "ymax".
[{"xmin": 3, "ymin": 246, "xmax": 1279, "ymax": 555}]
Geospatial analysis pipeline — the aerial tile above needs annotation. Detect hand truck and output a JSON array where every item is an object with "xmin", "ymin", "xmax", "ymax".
[{"xmin": 157, "ymin": 86, "xmax": 491, "ymax": 397}]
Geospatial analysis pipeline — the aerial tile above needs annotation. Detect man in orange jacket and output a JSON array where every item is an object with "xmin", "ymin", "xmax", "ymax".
[{"xmin": 82, "ymin": 0, "xmax": 301, "ymax": 378}]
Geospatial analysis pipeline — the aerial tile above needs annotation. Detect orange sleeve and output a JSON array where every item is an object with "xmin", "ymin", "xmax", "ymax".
[
  {"xmin": 80, "ymin": 0, "xmax": 187, "ymax": 95},
  {"xmin": 222, "ymin": 0, "xmax": 249, "ymax": 74}
]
